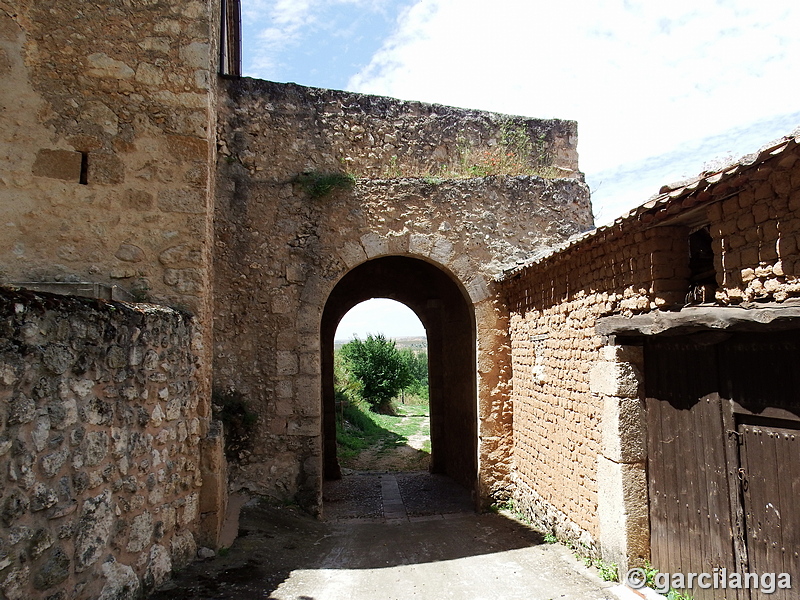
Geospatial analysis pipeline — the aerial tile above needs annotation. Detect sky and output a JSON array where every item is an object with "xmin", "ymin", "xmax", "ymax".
[
  {"xmin": 335, "ymin": 298, "xmax": 426, "ymax": 340},
  {"xmin": 241, "ymin": 0, "xmax": 800, "ymax": 338}
]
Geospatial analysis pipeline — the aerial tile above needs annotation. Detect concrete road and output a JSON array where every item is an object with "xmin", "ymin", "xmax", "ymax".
[{"xmin": 153, "ymin": 473, "xmax": 625, "ymax": 600}]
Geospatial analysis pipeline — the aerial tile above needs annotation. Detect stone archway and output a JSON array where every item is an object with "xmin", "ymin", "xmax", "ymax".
[{"xmin": 321, "ymin": 256, "xmax": 477, "ymax": 492}]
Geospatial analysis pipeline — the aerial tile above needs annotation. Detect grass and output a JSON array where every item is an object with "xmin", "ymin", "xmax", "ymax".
[
  {"xmin": 491, "ymin": 498, "xmax": 533, "ymax": 526},
  {"xmin": 336, "ymin": 400, "xmax": 431, "ymax": 466},
  {"xmin": 294, "ymin": 171, "xmax": 355, "ymax": 198},
  {"xmin": 376, "ymin": 122, "xmax": 561, "ymax": 180}
]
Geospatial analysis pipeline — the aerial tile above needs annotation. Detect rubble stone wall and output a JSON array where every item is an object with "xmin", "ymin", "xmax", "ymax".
[
  {"xmin": 219, "ymin": 78, "xmax": 581, "ymax": 182},
  {"xmin": 215, "ymin": 77, "xmax": 593, "ymax": 510},
  {"xmin": 0, "ymin": 287, "xmax": 203, "ymax": 600},
  {"xmin": 501, "ymin": 137, "xmax": 800, "ymax": 554}
]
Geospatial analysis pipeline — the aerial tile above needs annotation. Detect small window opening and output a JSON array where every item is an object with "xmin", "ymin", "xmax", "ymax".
[
  {"xmin": 79, "ymin": 152, "xmax": 89, "ymax": 185},
  {"xmin": 687, "ymin": 226, "xmax": 716, "ymax": 304}
]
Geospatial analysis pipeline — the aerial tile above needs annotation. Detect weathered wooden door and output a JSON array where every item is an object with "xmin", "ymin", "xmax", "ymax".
[
  {"xmin": 723, "ymin": 333, "xmax": 800, "ymax": 600},
  {"xmin": 645, "ymin": 332, "xmax": 800, "ymax": 600},
  {"xmin": 646, "ymin": 339, "xmax": 744, "ymax": 600},
  {"xmin": 737, "ymin": 422, "xmax": 800, "ymax": 600}
]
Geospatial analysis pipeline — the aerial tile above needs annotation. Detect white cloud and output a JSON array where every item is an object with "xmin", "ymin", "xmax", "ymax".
[
  {"xmin": 245, "ymin": 0, "xmax": 407, "ymax": 79},
  {"xmin": 348, "ymin": 0, "xmax": 800, "ymax": 179},
  {"xmin": 244, "ymin": 0, "xmax": 318, "ymax": 76}
]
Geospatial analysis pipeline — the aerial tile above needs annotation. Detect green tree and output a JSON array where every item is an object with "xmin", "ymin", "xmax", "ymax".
[
  {"xmin": 399, "ymin": 349, "xmax": 428, "ymax": 385},
  {"xmin": 340, "ymin": 334, "xmax": 413, "ymax": 413},
  {"xmin": 398, "ymin": 349, "xmax": 429, "ymax": 402}
]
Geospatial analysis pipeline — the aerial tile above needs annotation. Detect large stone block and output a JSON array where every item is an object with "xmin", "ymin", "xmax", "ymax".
[
  {"xmin": 589, "ymin": 361, "xmax": 642, "ymax": 398},
  {"xmin": 32, "ymin": 149, "xmax": 82, "ymax": 182},
  {"xmin": 98, "ymin": 560, "xmax": 140, "ymax": 600},
  {"xmin": 158, "ymin": 189, "xmax": 206, "ymax": 214},
  {"xmin": 74, "ymin": 490, "xmax": 114, "ymax": 572},
  {"xmin": 601, "ymin": 397, "xmax": 646, "ymax": 464},
  {"xmin": 597, "ymin": 456, "xmax": 649, "ymax": 572}
]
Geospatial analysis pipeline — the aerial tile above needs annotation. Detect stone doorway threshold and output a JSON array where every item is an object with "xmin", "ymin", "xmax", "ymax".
[{"xmin": 322, "ymin": 470, "xmax": 475, "ymax": 522}]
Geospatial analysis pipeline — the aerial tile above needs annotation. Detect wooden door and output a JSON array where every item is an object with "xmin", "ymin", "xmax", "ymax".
[
  {"xmin": 645, "ymin": 332, "xmax": 800, "ymax": 600},
  {"xmin": 738, "ymin": 421, "xmax": 800, "ymax": 600},
  {"xmin": 645, "ymin": 340, "xmax": 744, "ymax": 600}
]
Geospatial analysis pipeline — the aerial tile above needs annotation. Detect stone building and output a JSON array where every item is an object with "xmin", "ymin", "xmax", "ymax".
[
  {"xmin": 0, "ymin": 0, "xmax": 591, "ymax": 596},
  {"xmin": 1, "ymin": 0, "xmax": 798, "ymax": 598}
]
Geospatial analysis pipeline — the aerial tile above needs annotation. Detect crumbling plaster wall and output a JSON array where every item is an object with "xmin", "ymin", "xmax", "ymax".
[
  {"xmin": 214, "ymin": 77, "xmax": 593, "ymax": 510},
  {"xmin": 500, "ymin": 135, "xmax": 800, "ymax": 567},
  {"xmin": 0, "ymin": 288, "xmax": 206, "ymax": 600},
  {"xmin": 0, "ymin": 0, "xmax": 218, "ymax": 316}
]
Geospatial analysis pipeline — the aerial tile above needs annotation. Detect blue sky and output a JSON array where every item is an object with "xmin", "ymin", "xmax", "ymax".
[{"xmin": 241, "ymin": 0, "xmax": 800, "ymax": 338}]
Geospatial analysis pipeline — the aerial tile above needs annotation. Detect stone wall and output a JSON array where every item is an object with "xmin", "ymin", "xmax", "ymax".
[
  {"xmin": 0, "ymin": 0, "xmax": 218, "ymax": 317},
  {"xmin": 219, "ymin": 78, "xmax": 580, "ymax": 182},
  {"xmin": 0, "ymin": 287, "xmax": 206, "ymax": 599},
  {"xmin": 0, "ymin": 3, "xmax": 222, "ymax": 555},
  {"xmin": 500, "ymin": 133, "xmax": 800, "ymax": 565},
  {"xmin": 215, "ymin": 77, "xmax": 593, "ymax": 511}
]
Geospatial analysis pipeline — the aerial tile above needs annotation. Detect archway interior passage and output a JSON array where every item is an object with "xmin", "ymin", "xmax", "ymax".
[{"xmin": 321, "ymin": 256, "xmax": 477, "ymax": 492}]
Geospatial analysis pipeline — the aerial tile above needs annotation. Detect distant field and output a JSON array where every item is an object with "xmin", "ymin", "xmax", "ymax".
[{"xmin": 334, "ymin": 335, "xmax": 427, "ymax": 352}]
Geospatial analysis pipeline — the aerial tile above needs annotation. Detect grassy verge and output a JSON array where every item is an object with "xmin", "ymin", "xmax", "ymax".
[{"xmin": 336, "ymin": 401, "xmax": 431, "ymax": 465}]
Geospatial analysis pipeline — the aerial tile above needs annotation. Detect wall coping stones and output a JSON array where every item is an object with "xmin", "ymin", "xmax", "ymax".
[{"xmin": 6, "ymin": 282, "xmax": 135, "ymax": 302}]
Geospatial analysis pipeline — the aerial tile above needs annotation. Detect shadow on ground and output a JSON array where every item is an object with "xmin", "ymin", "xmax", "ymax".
[
  {"xmin": 322, "ymin": 471, "xmax": 473, "ymax": 520},
  {"xmin": 152, "ymin": 472, "xmax": 615, "ymax": 600}
]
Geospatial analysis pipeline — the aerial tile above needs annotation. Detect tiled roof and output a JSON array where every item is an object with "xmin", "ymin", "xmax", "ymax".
[{"xmin": 502, "ymin": 128, "xmax": 800, "ymax": 279}]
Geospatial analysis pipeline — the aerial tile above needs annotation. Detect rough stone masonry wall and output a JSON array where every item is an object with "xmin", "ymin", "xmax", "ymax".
[
  {"xmin": 0, "ymin": 0, "xmax": 218, "ymax": 318},
  {"xmin": 501, "ymin": 135, "xmax": 800, "ymax": 561},
  {"xmin": 0, "ymin": 288, "xmax": 204, "ymax": 600},
  {"xmin": 219, "ymin": 79, "xmax": 580, "ymax": 182},
  {"xmin": 0, "ymin": 3, "xmax": 222, "ymax": 551},
  {"xmin": 215, "ymin": 77, "xmax": 593, "ymax": 510}
]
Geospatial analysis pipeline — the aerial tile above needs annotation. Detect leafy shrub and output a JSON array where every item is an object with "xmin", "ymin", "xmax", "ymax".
[{"xmin": 294, "ymin": 171, "xmax": 355, "ymax": 198}]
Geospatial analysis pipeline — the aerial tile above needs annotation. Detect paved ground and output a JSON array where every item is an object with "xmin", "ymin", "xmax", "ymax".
[{"xmin": 152, "ymin": 471, "xmax": 622, "ymax": 600}]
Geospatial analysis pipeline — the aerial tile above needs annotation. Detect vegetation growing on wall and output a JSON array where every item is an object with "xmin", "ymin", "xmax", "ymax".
[
  {"xmin": 448, "ymin": 122, "xmax": 556, "ymax": 178},
  {"xmin": 381, "ymin": 121, "xmax": 560, "ymax": 180},
  {"xmin": 294, "ymin": 171, "xmax": 356, "ymax": 198},
  {"xmin": 212, "ymin": 389, "xmax": 258, "ymax": 461}
]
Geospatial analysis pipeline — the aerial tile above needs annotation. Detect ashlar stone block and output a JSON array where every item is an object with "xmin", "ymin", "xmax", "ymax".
[
  {"xmin": 589, "ymin": 361, "xmax": 641, "ymax": 398},
  {"xmin": 32, "ymin": 149, "xmax": 82, "ymax": 182}
]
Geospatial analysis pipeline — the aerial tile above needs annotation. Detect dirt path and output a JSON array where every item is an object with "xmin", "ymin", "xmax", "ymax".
[
  {"xmin": 348, "ymin": 437, "xmax": 430, "ymax": 471},
  {"xmin": 345, "ymin": 410, "xmax": 431, "ymax": 472}
]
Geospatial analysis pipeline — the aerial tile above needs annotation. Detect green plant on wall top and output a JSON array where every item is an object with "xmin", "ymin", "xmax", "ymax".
[
  {"xmin": 440, "ymin": 121, "xmax": 558, "ymax": 179},
  {"xmin": 294, "ymin": 171, "xmax": 356, "ymax": 198},
  {"xmin": 366, "ymin": 120, "xmax": 560, "ymax": 181}
]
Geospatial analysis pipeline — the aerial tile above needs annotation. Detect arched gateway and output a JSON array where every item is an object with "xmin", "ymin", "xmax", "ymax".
[
  {"xmin": 321, "ymin": 256, "xmax": 477, "ymax": 491},
  {"xmin": 212, "ymin": 78, "xmax": 592, "ymax": 514}
]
